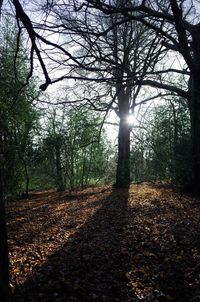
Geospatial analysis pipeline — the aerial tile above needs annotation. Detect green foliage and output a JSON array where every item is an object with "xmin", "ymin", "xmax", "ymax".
[{"xmin": 0, "ymin": 19, "xmax": 39, "ymax": 197}]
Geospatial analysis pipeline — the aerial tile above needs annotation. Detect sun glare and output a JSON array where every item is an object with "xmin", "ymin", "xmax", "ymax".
[{"xmin": 126, "ymin": 114, "xmax": 135, "ymax": 125}]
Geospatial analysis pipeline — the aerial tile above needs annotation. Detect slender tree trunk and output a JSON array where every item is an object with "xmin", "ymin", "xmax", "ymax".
[
  {"xmin": 81, "ymin": 155, "xmax": 86, "ymax": 189},
  {"xmin": 21, "ymin": 157, "xmax": 29, "ymax": 196},
  {"xmin": 55, "ymin": 146, "xmax": 65, "ymax": 191},
  {"xmin": 189, "ymin": 74, "xmax": 200, "ymax": 192},
  {"xmin": 0, "ymin": 167, "xmax": 11, "ymax": 302}
]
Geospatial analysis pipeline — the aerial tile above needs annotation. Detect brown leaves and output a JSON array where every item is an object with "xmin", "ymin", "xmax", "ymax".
[{"xmin": 6, "ymin": 184, "xmax": 200, "ymax": 301}]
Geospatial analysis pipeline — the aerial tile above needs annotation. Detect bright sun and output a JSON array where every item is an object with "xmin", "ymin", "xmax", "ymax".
[{"xmin": 126, "ymin": 114, "xmax": 135, "ymax": 125}]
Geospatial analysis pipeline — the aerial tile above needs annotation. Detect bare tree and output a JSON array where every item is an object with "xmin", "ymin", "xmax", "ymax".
[
  {"xmin": 75, "ymin": 0, "xmax": 200, "ymax": 191},
  {"xmin": 98, "ymin": 9, "xmax": 164, "ymax": 187}
]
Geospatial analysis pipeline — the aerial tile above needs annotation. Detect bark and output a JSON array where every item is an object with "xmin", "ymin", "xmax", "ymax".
[
  {"xmin": 115, "ymin": 89, "xmax": 131, "ymax": 188},
  {"xmin": 116, "ymin": 118, "xmax": 131, "ymax": 187},
  {"xmin": 0, "ymin": 168, "xmax": 11, "ymax": 302},
  {"xmin": 189, "ymin": 74, "xmax": 200, "ymax": 192},
  {"xmin": 187, "ymin": 28, "xmax": 200, "ymax": 192}
]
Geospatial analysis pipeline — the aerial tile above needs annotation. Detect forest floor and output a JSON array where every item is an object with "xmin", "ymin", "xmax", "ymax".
[{"xmin": 6, "ymin": 183, "xmax": 200, "ymax": 302}]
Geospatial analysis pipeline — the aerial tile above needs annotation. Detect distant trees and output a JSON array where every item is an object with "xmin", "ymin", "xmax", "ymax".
[
  {"xmin": 130, "ymin": 97, "xmax": 191, "ymax": 185},
  {"xmin": 31, "ymin": 107, "xmax": 111, "ymax": 191}
]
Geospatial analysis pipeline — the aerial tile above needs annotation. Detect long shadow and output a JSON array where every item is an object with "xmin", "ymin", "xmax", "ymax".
[
  {"xmin": 7, "ymin": 188, "xmax": 111, "ymax": 247},
  {"xmin": 11, "ymin": 185, "xmax": 199, "ymax": 301},
  {"xmin": 7, "ymin": 188, "xmax": 110, "ymax": 218},
  {"xmin": 12, "ymin": 187, "xmax": 131, "ymax": 302}
]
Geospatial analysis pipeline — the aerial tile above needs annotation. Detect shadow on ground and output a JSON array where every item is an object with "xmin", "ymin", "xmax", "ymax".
[
  {"xmin": 10, "ymin": 185, "xmax": 200, "ymax": 302},
  {"xmin": 12, "ymin": 187, "xmax": 131, "ymax": 302}
]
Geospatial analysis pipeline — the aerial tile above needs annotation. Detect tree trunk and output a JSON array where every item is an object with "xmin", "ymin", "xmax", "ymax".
[
  {"xmin": 22, "ymin": 157, "xmax": 29, "ymax": 196},
  {"xmin": 189, "ymin": 74, "xmax": 200, "ymax": 192},
  {"xmin": 116, "ymin": 117, "xmax": 131, "ymax": 187},
  {"xmin": 0, "ymin": 167, "xmax": 11, "ymax": 302},
  {"xmin": 115, "ymin": 86, "xmax": 132, "ymax": 188}
]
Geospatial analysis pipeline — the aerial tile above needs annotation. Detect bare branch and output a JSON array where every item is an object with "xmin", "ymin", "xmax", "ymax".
[
  {"xmin": 13, "ymin": 0, "xmax": 51, "ymax": 88},
  {"xmin": 140, "ymin": 79, "xmax": 188, "ymax": 99}
]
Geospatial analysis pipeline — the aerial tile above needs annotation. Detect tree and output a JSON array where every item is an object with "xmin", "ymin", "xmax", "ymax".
[
  {"xmin": 104, "ymin": 8, "xmax": 163, "ymax": 187},
  {"xmin": 64, "ymin": 2, "xmax": 164, "ymax": 186}
]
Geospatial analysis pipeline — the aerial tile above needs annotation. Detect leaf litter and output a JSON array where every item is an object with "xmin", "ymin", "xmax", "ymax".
[{"xmin": 6, "ymin": 184, "xmax": 200, "ymax": 301}]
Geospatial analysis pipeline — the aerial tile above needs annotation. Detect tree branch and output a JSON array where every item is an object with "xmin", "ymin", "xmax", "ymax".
[
  {"xmin": 13, "ymin": 0, "xmax": 51, "ymax": 88},
  {"xmin": 140, "ymin": 79, "xmax": 188, "ymax": 99}
]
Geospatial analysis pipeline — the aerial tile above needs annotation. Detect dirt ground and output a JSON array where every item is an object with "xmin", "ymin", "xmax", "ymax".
[{"xmin": 6, "ymin": 184, "xmax": 200, "ymax": 301}]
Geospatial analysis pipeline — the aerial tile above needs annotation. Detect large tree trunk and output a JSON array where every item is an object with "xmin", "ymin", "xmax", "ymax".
[
  {"xmin": 0, "ymin": 168, "xmax": 11, "ymax": 302},
  {"xmin": 116, "ymin": 117, "xmax": 131, "ymax": 187},
  {"xmin": 115, "ymin": 87, "xmax": 131, "ymax": 188},
  {"xmin": 189, "ymin": 74, "xmax": 200, "ymax": 192}
]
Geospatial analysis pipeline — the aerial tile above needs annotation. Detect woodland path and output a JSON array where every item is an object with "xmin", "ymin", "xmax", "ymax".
[{"xmin": 6, "ymin": 184, "xmax": 200, "ymax": 301}]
